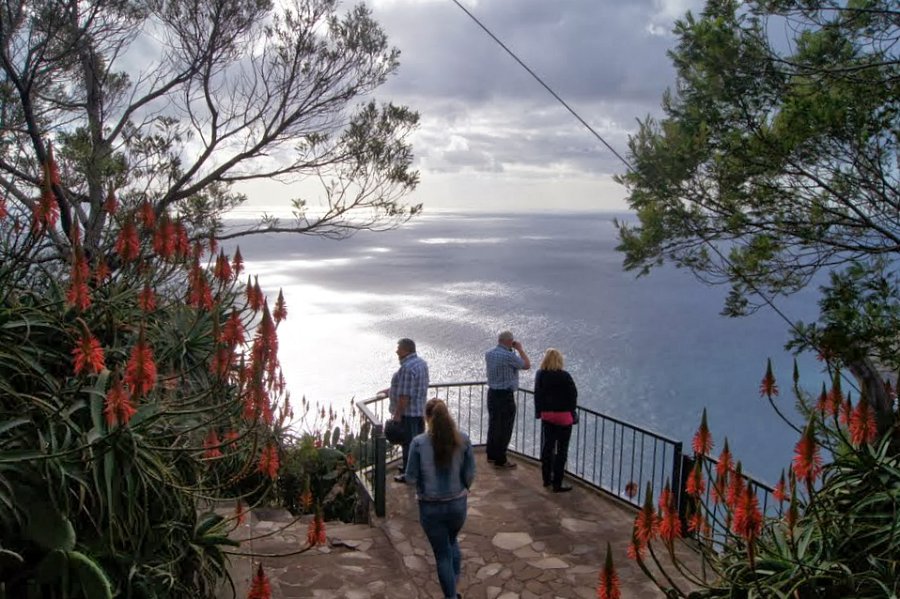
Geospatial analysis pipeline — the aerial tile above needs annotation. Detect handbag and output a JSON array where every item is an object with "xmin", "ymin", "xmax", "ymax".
[{"xmin": 383, "ymin": 419, "xmax": 405, "ymax": 445}]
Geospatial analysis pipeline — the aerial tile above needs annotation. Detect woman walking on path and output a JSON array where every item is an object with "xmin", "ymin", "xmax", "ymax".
[
  {"xmin": 405, "ymin": 399, "xmax": 476, "ymax": 599},
  {"xmin": 534, "ymin": 348, "xmax": 578, "ymax": 493}
]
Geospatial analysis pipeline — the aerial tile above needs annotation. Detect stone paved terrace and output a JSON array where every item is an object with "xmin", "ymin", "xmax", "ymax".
[{"xmin": 221, "ymin": 448, "xmax": 698, "ymax": 598}]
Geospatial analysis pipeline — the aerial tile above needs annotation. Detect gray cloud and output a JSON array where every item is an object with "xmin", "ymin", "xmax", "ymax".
[{"xmin": 362, "ymin": 0, "xmax": 703, "ymax": 202}]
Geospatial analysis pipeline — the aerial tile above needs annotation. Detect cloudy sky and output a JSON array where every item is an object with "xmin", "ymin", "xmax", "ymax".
[{"xmin": 358, "ymin": 0, "xmax": 702, "ymax": 213}]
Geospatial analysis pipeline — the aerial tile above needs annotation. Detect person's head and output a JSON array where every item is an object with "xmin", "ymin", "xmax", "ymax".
[
  {"xmin": 498, "ymin": 330, "xmax": 514, "ymax": 348},
  {"xmin": 396, "ymin": 338, "xmax": 416, "ymax": 360},
  {"xmin": 540, "ymin": 348, "xmax": 564, "ymax": 371},
  {"xmin": 425, "ymin": 398, "xmax": 462, "ymax": 467}
]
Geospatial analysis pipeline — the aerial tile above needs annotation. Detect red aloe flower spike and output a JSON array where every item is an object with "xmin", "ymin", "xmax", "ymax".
[
  {"xmin": 173, "ymin": 221, "xmax": 190, "ymax": 257},
  {"xmin": 839, "ymin": 393, "xmax": 853, "ymax": 425},
  {"xmin": 827, "ymin": 369, "xmax": 843, "ymax": 417},
  {"xmin": 626, "ymin": 529, "xmax": 645, "ymax": 561},
  {"xmin": 125, "ymin": 328, "xmax": 157, "ymax": 398},
  {"xmin": 792, "ymin": 422, "xmax": 823, "ymax": 487},
  {"xmin": 759, "ymin": 357, "xmax": 778, "ymax": 398},
  {"xmin": 634, "ymin": 484, "xmax": 657, "ymax": 545},
  {"xmin": 687, "ymin": 511, "xmax": 705, "ymax": 534},
  {"xmin": 213, "ymin": 250, "xmax": 233, "ymax": 282},
  {"xmin": 691, "ymin": 408, "xmax": 713, "ymax": 455},
  {"xmin": 222, "ymin": 310, "xmax": 246, "ymax": 348},
  {"xmin": 306, "ymin": 507, "xmax": 326, "ymax": 547},
  {"xmin": 93, "ymin": 257, "xmax": 110, "ymax": 284},
  {"xmin": 733, "ymin": 485, "xmax": 763, "ymax": 550},
  {"xmin": 104, "ymin": 186, "xmax": 118, "ymax": 215},
  {"xmin": 203, "ymin": 429, "xmax": 223, "ymax": 459},
  {"xmin": 248, "ymin": 276, "xmax": 264, "ymax": 312},
  {"xmin": 726, "ymin": 461, "xmax": 745, "ymax": 510},
  {"xmin": 66, "ymin": 247, "xmax": 92, "ymax": 312},
  {"xmin": 815, "ymin": 382, "xmax": 829, "ymax": 414},
  {"xmin": 34, "ymin": 165, "xmax": 60, "ymax": 234},
  {"xmin": 657, "ymin": 481, "xmax": 682, "ymax": 545},
  {"xmin": 139, "ymin": 201, "xmax": 156, "ymax": 229},
  {"xmin": 300, "ymin": 489, "xmax": 314, "ymax": 512},
  {"xmin": 716, "ymin": 438, "xmax": 733, "ymax": 479},
  {"xmin": 247, "ymin": 563, "xmax": 271, "ymax": 599},
  {"xmin": 235, "ymin": 500, "xmax": 246, "ymax": 525},
  {"xmin": 187, "ymin": 260, "xmax": 213, "ymax": 310},
  {"xmin": 273, "ymin": 289, "xmax": 287, "ymax": 324},
  {"xmin": 773, "ymin": 469, "xmax": 786, "ymax": 503},
  {"xmin": 685, "ymin": 459, "xmax": 705, "ymax": 497},
  {"xmin": 0, "ymin": 196, "xmax": 7, "ymax": 220},
  {"xmin": 72, "ymin": 324, "xmax": 105, "ymax": 375},
  {"xmin": 597, "ymin": 541, "xmax": 621, "ymax": 599},
  {"xmin": 208, "ymin": 234, "xmax": 218, "ymax": 255},
  {"xmin": 849, "ymin": 391, "xmax": 878, "ymax": 445},
  {"xmin": 232, "ymin": 246, "xmax": 244, "ymax": 276},
  {"xmin": 138, "ymin": 283, "xmax": 157, "ymax": 312},
  {"xmin": 258, "ymin": 444, "xmax": 279, "ymax": 479},
  {"xmin": 224, "ymin": 430, "xmax": 240, "ymax": 444},
  {"xmin": 115, "ymin": 217, "xmax": 141, "ymax": 262},
  {"xmin": 785, "ymin": 479, "xmax": 799, "ymax": 533},
  {"xmin": 104, "ymin": 373, "xmax": 137, "ymax": 427}
]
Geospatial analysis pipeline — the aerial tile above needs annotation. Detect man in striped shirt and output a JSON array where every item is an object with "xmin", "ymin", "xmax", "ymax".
[
  {"xmin": 389, "ymin": 338, "xmax": 430, "ymax": 483},
  {"xmin": 484, "ymin": 330, "xmax": 530, "ymax": 468}
]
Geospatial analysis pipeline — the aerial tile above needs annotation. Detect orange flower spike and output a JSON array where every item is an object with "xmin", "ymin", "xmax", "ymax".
[
  {"xmin": 626, "ymin": 529, "xmax": 645, "ymax": 561},
  {"xmin": 827, "ymin": 369, "xmax": 843, "ymax": 417},
  {"xmin": 685, "ymin": 459, "xmax": 705, "ymax": 497},
  {"xmin": 773, "ymin": 469, "xmax": 786, "ymax": 503},
  {"xmin": 213, "ymin": 250, "xmax": 233, "ymax": 282},
  {"xmin": 691, "ymin": 408, "xmax": 713, "ymax": 455},
  {"xmin": 839, "ymin": 394, "xmax": 853, "ymax": 425},
  {"xmin": 258, "ymin": 444, "xmax": 279, "ymax": 480},
  {"xmin": 232, "ymin": 246, "xmax": 244, "ymax": 276},
  {"xmin": 792, "ymin": 422, "xmax": 823, "ymax": 487},
  {"xmin": 687, "ymin": 511, "xmax": 705, "ymax": 534},
  {"xmin": 306, "ymin": 508, "xmax": 326, "ymax": 547},
  {"xmin": 115, "ymin": 217, "xmax": 141, "ymax": 262},
  {"xmin": 33, "ymin": 163, "xmax": 60, "ymax": 234},
  {"xmin": 222, "ymin": 310, "xmax": 246, "ymax": 348},
  {"xmin": 759, "ymin": 358, "xmax": 778, "ymax": 398},
  {"xmin": 634, "ymin": 484, "xmax": 657, "ymax": 545},
  {"xmin": 93, "ymin": 257, "xmax": 110, "ymax": 284},
  {"xmin": 251, "ymin": 277, "xmax": 264, "ymax": 312},
  {"xmin": 139, "ymin": 201, "xmax": 156, "ymax": 229},
  {"xmin": 234, "ymin": 500, "xmax": 246, "ymax": 525},
  {"xmin": 658, "ymin": 490, "xmax": 682, "ymax": 545},
  {"xmin": 104, "ymin": 187, "xmax": 118, "ymax": 215},
  {"xmin": 733, "ymin": 486, "xmax": 763, "ymax": 558},
  {"xmin": 726, "ymin": 461, "xmax": 745, "ymax": 510},
  {"xmin": 203, "ymin": 429, "xmax": 223, "ymax": 459},
  {"xmin": 104, "ymin": 374, "xmax": 137, "ymax": 427},
  {"xmin": 815, "ymin": 382, "xmax": 829, "ymax": 414},
  {"xmin": 716, "ymin": 438, "xmax": 733, "ymax": 480},
  {"xmin": 138, "ymin": 283, "xmax": 157, "ymax": 312},
  {"xmin": 273, "ymin": 289, "xmax": 287, "ymax": 324},
  {"xmin": 124, "ymin": 328, "xmax": 158, "ymax": 398},
  {"xmin": 72, "ymin": 325, "xmax": 105, "ymax": 375},
  {"xmin": 849, "ymin": 391, "xmax": 878, "ymax": 445},
  {"xmin": 66, "ymin": 249, "xmax": 92, "ymax": 312},
  {"xmin": 597, "ymin": 542, "xmax": 621, "ymax": 599},
  {"xmin": 300, "ymin": 489, "xmax": 314, "ymax": 512},
  {"xmin": 173, "ymin": 221, "xmax": 190, "ymax": 257},
  {"xmin": 247, "ymin": 563, "xmax": 271, "ymax": 599}
]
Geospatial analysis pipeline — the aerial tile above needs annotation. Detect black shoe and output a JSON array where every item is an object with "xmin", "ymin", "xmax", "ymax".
[
  {"xmin": 494, "ymin": 461, "xmax": 517, "ymax": 469},
  {"xmin": 394, "ymin": 474, "xmax": 406, "ymax": 483},
  {"xmin": 543, "ymin": 481, "xmax": 552, "ymax": 488},
  {"xmin": 553, "ymin": 485, "xmax": 573, "ymax": 493}
]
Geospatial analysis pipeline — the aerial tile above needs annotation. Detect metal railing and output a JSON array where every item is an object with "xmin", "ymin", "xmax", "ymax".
[{"xmin": 355, "ymin": 381, "xmax": 687, "ymax": 516}]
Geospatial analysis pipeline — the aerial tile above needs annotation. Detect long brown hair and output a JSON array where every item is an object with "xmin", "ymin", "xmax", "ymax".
[{"xmin": 425, "ymin": 399, "xmax": 462, "ymax": 468}]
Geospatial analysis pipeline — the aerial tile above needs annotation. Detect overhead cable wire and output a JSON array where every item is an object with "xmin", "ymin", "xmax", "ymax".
[{"xmin": 448, "ymin": 0, "xmax": 862, "ymax": 400}]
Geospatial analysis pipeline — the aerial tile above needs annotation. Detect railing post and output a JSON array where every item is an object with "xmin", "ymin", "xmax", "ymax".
[
  {"xmin": 374, "ymin": 425, "xmax": 386, "ymax": 518},
  {"xmin": 671, "ymin": 441, "xmax": 684, "ymax": 512}
]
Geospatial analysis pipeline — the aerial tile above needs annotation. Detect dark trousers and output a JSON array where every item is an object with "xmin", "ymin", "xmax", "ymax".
[
  {"xmin": 401, "ymin": 416, "xmax": 425, "ymax": 470},
  {"xmin": 540, "ymin": 421, "xmax": 572, "ymax": 488},
  {"xmin": 486, "ymin": 389, "xmax": 516, "ymax": 465}
]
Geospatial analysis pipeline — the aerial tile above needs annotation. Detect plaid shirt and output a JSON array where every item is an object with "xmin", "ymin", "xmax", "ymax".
[
  {"xmin": 389, "ymin": 353, "xmax": 429, "ymax": 417},
  {"xmin": 485, "ymin": 344, "xmax": 526, "ymax": 391}
]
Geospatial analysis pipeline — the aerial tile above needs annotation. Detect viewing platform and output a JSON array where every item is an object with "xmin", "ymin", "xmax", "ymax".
[{"xmin": 225, "ymin": 447, "xmax": 683, "ymax": 598}]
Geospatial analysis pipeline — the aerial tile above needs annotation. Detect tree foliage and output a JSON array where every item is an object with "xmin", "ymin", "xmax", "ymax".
[
  {"xmin": 615, "ymin": 0, "xmax": 900, "ymax": 422},
  {"xmin": 0, "ymin": 0, "xmax": 420, "ymax": 253}
]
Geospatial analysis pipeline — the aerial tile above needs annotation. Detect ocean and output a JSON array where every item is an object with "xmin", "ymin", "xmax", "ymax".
[{"xmin": 229, "ymin": 211, "xmax": 823, "ymax": 484}]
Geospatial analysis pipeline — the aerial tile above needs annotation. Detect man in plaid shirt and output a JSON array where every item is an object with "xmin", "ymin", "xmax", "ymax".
[{"xmin": 389, "ymin": 338, "xmax": 430, "ymax": 482}]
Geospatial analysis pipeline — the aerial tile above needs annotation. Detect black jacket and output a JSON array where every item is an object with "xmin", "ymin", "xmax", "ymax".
[{"xmin": 534, "ymin": 369, "xmax": 578, "ymax": 417}]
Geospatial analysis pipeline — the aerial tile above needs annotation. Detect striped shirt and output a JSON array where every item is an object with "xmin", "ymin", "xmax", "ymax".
[
  {"xmin": 485, "ymin": 344, "xmax": 526, "ymax": 391},
  {"xmin": 389, "ymin": 353, "xmax": 429, "ymax": 417}
]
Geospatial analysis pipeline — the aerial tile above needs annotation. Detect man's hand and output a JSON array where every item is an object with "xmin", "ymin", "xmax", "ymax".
[{"xmin": 512, "ymin": 340, "xmax": 522, "ymax": 351}]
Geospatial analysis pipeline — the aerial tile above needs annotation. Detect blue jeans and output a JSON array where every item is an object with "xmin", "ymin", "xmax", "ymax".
[{"xmin": 418, "ymin": 496, "xmax": 467, "ymax": 598}]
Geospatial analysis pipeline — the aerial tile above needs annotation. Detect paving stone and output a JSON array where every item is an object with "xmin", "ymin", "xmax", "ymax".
[{"xmin": 491, "ymin": 532, "xmax": 533, "ymax": 551}]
